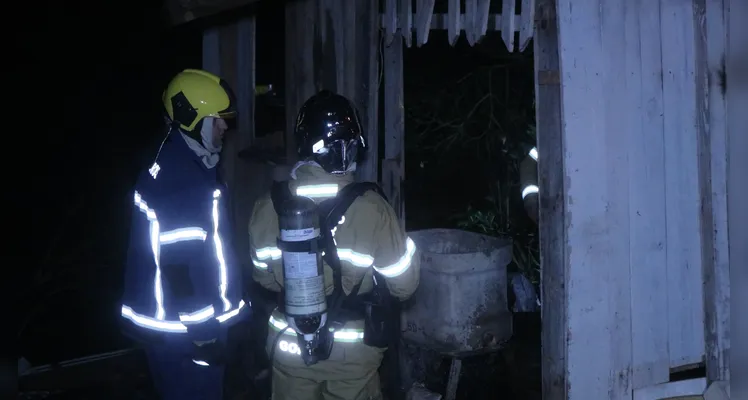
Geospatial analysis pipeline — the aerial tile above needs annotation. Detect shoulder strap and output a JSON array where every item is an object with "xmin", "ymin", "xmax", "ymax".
[
  {"xmin": 319, "ymin": 182, "xmax": 387, "ymax": 309},
  {"xmin": 320, "ymin": 182, "xmax": 387, "ymax": 229},
  {"xmin": 270, "ymin": 180, "xmax": 293, "ymax": 214}
]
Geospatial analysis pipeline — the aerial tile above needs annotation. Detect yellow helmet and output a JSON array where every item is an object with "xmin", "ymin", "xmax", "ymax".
[{"xmin": 162, "ymin": 69, "xmax": 237, "ymax": 132}]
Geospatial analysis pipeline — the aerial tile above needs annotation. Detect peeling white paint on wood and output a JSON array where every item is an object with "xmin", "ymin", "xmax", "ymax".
[
  {"xmin": 555, "ymin": 0, "xmax": 633, "ymax": 397},
  {"xmin": 625, "ymin": 0, "xmax": 670, "ymax": 390},
  {"xmin": 660, "ymin": 0, "xmax": 707, "ymax": 369}
]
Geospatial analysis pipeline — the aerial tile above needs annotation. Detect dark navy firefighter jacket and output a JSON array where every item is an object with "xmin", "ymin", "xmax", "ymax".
[{"xmin": 120, "ymin": 131, "xmax": 249, "ymax": 344}]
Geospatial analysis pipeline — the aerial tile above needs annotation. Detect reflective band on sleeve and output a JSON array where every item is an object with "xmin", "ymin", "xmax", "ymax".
[
  {"xmin": 268, "ymin": 315, "xmax": 364, "ymax": 342},
  {"xmin": 529, "ymin": 147, "xmax": 538, "ymax": 161},
  {"xmin": 522, "ymin": 185, "xmax": 539, "ymax": 199},
  {"xmin": 374, "ymin": 237, "xmax": 416, "ymax": 278},
  {"xmin": 192, "ymin": 359, "xmax": 209, "ymax": 366}
]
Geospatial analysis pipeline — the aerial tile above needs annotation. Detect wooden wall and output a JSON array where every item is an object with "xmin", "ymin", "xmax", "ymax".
[
  {"xmin": 284, "ymin": 0, "xmax": 380, "ymax": 183},
  {"xmin": 538, "ymin": 0, "xmax": 732, "ymax": 398}
]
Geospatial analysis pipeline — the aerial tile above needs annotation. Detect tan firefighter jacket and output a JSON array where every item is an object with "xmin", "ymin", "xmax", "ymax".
[
  {"xmin": 248, "ymin": 162, "xmax": 420, "ymax": 342},
  {"xmin": 519, "ymin": 147, "xmax": 539, "ymax": 224}
]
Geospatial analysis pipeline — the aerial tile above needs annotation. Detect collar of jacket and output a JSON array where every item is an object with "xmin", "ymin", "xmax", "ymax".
[{"xmin": 288, "ymin": 161, "xmax": 355, "ymax": 198}]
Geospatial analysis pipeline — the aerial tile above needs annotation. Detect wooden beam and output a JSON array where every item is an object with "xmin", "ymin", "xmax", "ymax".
[
  {"xmin": 533, "ymin": 2, "xmax": 565, "ymax": 397},
  {"xmin": 703, "ymin": 0, "xmax": 731, "ymax": 384},
  {"xmin": 285, "ymin": 0, "xmax": 316, "ymax": 164},
  {"xmin": 633, "ymin": 378, "xmax": 707, "ymax": 400},
  {"xmin": 354, "ymin": 0, "xmax": 380, "ymax": 183},
  {"xmin": 167, "ymin": 0, "xmax": 262, "ymax": 25},
  {"xmin": 236, "ymin": 17, "xmax": 256, "ymax": 148},
  {"xmin": 382, "ymin": 31, "xmax": 405, "ymax": 229},
  {"xmin": 202, "ymin": 28, "xmax": 221, "ymax": 75}
]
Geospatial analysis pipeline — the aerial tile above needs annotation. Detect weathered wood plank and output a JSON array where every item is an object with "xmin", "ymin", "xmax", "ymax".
[
  {"xmin": 447, "ymin": 0, "xmax": 460, "ymax": 46},
  {"xmin": 383, "ymin": 0, "xmax": 398, "ymax": 45},
  {"xmin": 464, "ymin": 0, "xmax": 477, "ymax": 45},
  {"xmin": 534, "ymin": 1, "xmax": 566, "ymax": 399},
  {"xmin": 414, "ymin": 0, "xmax": 436, "ymax": 47},
  {"xmin": 475, "ymin": 0, "xmax": 491, "ymax": 44},
  {"xmin": 236, "ymin": 17, "xmax": 256, "ymax": 148},
  {"xmin": 519, "ymin": 0, "xmax": 535, "ymax": 51},
  {"xmin": 727, "ymin": 0, "xmax": 748, "ymax": 396},
  {"xmin": 285, "ymin": 0, "xmax": 316, "ymax": 164},
  {"xmin": 230, "ymin": 16, "xmax": 258, "ymax": 271},
  {"xmin": 660, "ymin": 0, "xmax": 707, "ymax": 369},
  {"xmin": 626, "ymin": 0, "xmax": 669, "ymax": 390},
  {"xmin": 556, "ymin": 0, "xmax": 633, "ymax": 397},
  {"xmin": 202, "ymin": 28, "xmax": 222, "ymax": 75},
  {"xmin": 354, "ymin": 0, "xmax": 381, "ymax": 183},
  {"xmin": 399, "ymin": 0, "xmax": 413, "ymax": 47},
  {"xmin": 382, "ymin": 31, "xmax": 405, "ymax": 229},
  {"xmin": 501, "ymin": 0, "xmax": 517, "ymax": 51},
  {"xmin": 703, "ymin": 0, "xmax": 730, "ymax": 384}
]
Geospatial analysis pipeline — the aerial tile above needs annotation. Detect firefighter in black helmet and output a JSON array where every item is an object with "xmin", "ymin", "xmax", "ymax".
[{"xmin": 249, "ymin": 91, "xmax": 420, "ymax": 400}]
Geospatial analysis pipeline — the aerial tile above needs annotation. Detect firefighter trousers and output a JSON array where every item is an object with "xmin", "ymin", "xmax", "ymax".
[
  {"xmin": 267, "ymin": 317, "xmax": 386, "ymax": 400},
  {"xmin": 145, "ymin": 331, "xmax": 227, "ymax": 400}
]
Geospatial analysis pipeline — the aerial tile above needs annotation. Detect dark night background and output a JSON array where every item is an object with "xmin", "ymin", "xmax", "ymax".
[{"xmin": 22, "ymin": 0, "xmax": 536, "ymax": 392}]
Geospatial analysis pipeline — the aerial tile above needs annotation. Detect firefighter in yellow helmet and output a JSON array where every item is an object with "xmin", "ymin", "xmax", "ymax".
[
  {"xmin": 519, "ymin": 145, "xmax": 539, "ymax": 224},
  {"xmin": 248, "ymin": 90, "xmax": 420, "ymax": 400},
  {"xmin": 120, "ymin": 69, "xmax": 250, "ymax": 400}
]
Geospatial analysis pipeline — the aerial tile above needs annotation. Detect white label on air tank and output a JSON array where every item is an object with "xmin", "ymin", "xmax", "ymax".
[{"xmin": 281, "ymin": 227, "xmax": 326, "ymax": 315}]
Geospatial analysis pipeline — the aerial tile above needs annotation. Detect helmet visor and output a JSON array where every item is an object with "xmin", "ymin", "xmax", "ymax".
[{"xmin": 314, "ymin": 139, "xmax": 359, "ymax": 174}]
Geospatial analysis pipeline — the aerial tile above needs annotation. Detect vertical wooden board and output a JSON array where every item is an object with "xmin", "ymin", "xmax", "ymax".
[
  {"xmin": 414, "ymin": 0, "xmax": 435, "ymax": 47},
  {"xmin": 447, "ymin": 0, "xmax": 460, "ymax": 46},
  {"xmin": 626, "ymin": 0, "xmax": 670, "ymax": 389},
  {"xmin": 285, "ymin": 0, "xmax": 317, "ymax": 164},
  {"xmin": 464, "ymin": 0, "xmax": 476, "ymax": 45},
  {"xmin": 399, "ymin": 0, "xmax": 413, "ymax": 48},
  {"xmin": 236, "ymin": 16, "xmax": 256, "ymax": 148},
  {"xmin": 202, "ymin": 27, "xmax": 221, "ymax": 75},
  {"xmin": 501, "ymin": 0, "xmax": 516, "ymax": 51},
  {"xmin": 519, "ymin": 0, "xmax": 535, "ymax": 51},
  {"xmin": 230, "ymin": 16, "xmax": 257, "ymax": 272},
  {"xmin": 703, "ymin": 0, "xmax": 730, "ymax": 383},
  {"xmin": 534, "ymin": 1, "xmax": 566, "ymax": 398},
  {"xmin": 660, "ymin": 0, "xmax": 707, "ymax": 369},
  {"xmin": 384, "ymin": 0, "xmax": 398, "ymax": 45},
  {"xmin": 382, "ymin": 33, "xmax": 405, "ymax": 228},
  {"xmin": 354, "ymin": 0, "xmax": 380, "ymax": 183},
  {"xmin": 557, "ymin": 0, "xmax": 632, "ymax": 398},
  {"xmin": 727, "ymin": 0, "xmax": 748, "ymax": 396}
]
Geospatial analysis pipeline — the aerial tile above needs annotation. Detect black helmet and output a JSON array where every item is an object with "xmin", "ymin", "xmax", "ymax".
[{"xmin": 294, "ymin": 90, "xmax": 366, "ymax": 174}]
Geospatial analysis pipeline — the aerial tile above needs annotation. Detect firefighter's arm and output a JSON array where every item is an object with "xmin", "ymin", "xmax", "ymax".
[
  {"xmin": 371, "ymin": 196, "xmax": 420, "ymax": 301},
  {"xmin": 248, "ymin": 195, "xmax": 282, "ymax": 292},
  {"xmin": 519, "ymin": 154, "xmax": 539, "ymax": 224}
]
